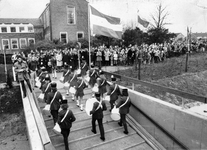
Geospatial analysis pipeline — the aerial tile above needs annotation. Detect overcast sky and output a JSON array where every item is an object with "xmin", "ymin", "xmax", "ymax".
[{"xmin": 0, "ymin": 0, "xmax": 207, "ymax": 35}]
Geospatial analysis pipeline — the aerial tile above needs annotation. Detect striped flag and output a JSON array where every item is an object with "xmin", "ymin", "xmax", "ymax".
[
  {"xmin": 138, "ymin": 16, "xmax": 149, "ymax": 28},
  {"xmin": 90, "ymin": 6, "xmax": 122, "ymax": 39}
]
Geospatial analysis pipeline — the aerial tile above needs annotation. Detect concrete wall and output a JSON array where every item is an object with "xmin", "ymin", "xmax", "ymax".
[{"xmin": 127, "ymin": 89, "xmax": 207, "ymax": 150}]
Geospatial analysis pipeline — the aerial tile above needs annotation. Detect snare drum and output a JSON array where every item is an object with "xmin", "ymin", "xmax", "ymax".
[{"xmin": 110, "ymin": 107, "xmax": 120, "ymax": 121}]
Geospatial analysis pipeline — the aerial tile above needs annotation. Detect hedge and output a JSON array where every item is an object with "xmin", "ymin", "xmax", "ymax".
[{"xmin": 0, "ymin": 54, "xmax": 13, "ymax": 64}]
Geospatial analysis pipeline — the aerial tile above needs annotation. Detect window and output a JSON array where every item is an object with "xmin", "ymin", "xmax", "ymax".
[
  {"xmin": 20, "ymin": 38, "xmax": 27, "ymax": 49},
  {"xmin": 10, "ymin": 27, "xmax": 16, "ymax": 32},
  {"xmin": 60, "ymin": 32, "xmax": 68, "ymax": 43},
  {"xmin": 19, "ymin": 27, "xmax": 25, "ymax": 32},
  {"xmin": 77, "ymin": 32, "xmax": 84, "ymax": 40},
  {"xmin": 28, "ymin": 26, "xmax": 34, "ymax": 32},
  {"xmin": 11, "ymin": 39, "xmax": 18, "ymax": 49},
  {"xmin": 1, "ymin": 27, "xmax": 7, "ymax": 33},
  {"xmin": 28, "ymin": 38, "xmax": 35, "ymax": 46},
  {"xmin": 2, "ymin": 39, "xmax": 10, "ymax": 50},
  {"xmin": 67, "ymin": 6, "xmax": 75, "ymax": 24}
]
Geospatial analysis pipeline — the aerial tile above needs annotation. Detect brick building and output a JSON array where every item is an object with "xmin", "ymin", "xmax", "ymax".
[
  {"xmin": 39, "ymin": 0, "xmax": 88, "ymax": 43},
  {"xmin": 0, "ymin": 18, "xmax": 43, "ymax": 54},
  {"xmin": 0, "ymin": 0, "xmax": 89, "ymax": 54}
]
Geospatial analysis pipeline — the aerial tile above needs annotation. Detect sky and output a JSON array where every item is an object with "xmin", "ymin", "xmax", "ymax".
[{"xmin": 0, "ymin": 0, "xmax": 207, "ymax": 35}]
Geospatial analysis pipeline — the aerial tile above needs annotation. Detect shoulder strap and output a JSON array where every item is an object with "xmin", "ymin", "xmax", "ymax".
[
  {"xmin": 101, "ymin": 79, "xmax": 106, "ymax": 86},
  {"xmin": 64, "ymin": 70, "xmax": 70, "ymax": 77},
  {"xmin": 95, "ymin": 100, "xmax": 103, "ymax": 111},
  {"xmin": 90, "ymin": 70, "xmax": 95, "ymax": 77},
  {"xmin": 119, "ymin": 97, "xmax": 129, "ymax": 108},
  {"xmin": 50, "ymin": 91, "xmax": 58, "ymax": 105},
  {"xmin": 44, "ymin": 83, "xmax": 51, "ymax": 93},
  {"xmin": 78, "ymin": 80, "xmax": 84, "ymax": 88},
  {"xmin": 38, "ymin": 72, "xmax": 43, "ymax": 78},
  {"xmin": 110, "ymin": 84, "xmax": 118, "ymax": 95},
  {"xmin": 61, "ymin": 109, "xmax": 69, "ymax": 123},
  {"xmin": 82, "ymin": 63, "xmax": 86, "ymax": 69},
  {"xmin": 69, "ymin": 73, "xmax": 76, "ymax": 82}
]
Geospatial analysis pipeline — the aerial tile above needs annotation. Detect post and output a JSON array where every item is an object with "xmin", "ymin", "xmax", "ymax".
[
  {"xmin": 88, "ymin": 1, "xmax": 91, "ymax": 69},
  {"xmin": 138, "ymin": 58, "xmax": 141, "ymax": 80},
  {"xmin": 185, "ymin": 51, "xmax": 189, "ymax": 72},
  {"xmin": 3, "ymin": 47, "xmax": 7, "ymax": 83}
]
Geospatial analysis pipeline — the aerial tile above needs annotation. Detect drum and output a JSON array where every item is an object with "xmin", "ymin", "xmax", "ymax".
[
  {"xmin": 85, "ymin": 76, "xmax": 90, "ymax": 82},
  {"xmin": 42, "ymin": 104, "xmax": 50, "ymax": 116},
  {"xmin": 76, "ymin": 69, "xmax": 81, "ymax": 74},
  {"xmin": 35, "ymin": 77, "xmax": 39, "ymax": 82},
  {"xmin": 110, "ymin": 107, "xmax": 120, "ymax": 121},
  {"xmin": 69, "ymin": 87, "xmax": 76, "ymax": 94},
  {"xmin": 59, "ymin": 76, "xmax": 64, "ymax": 83},
  {"xmin": 64, "ymin": 82, "xmax": 70, "ymax": 88},
  {"xmin": 38, "ymin": 93, "xmax": 44, "ymax": 100},
  {"xmin": 104, "ymin": 95, "xmax": 110, "ymax": 101},
  {"xmin": 53, "ymin": 123, "xmax": 61, "ymax": 134},
  {"xmin": 35, "ymin": 80, "xmax": 41, "ymax": 88},
  {"xmin": 92, "ymin": 84, "xmax": 99, "ymax": 92},
  {"xmin": 85, "ymin": 98, "xmax": 97, "ymax": 116}
]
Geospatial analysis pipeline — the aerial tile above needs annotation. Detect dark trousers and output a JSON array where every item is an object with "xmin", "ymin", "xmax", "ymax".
[
  {"xmin": 119, "ymin": 114, "xmax": 128, "ymax": 132},
  {"xmin": 51, "ymin": 110, "xmax": 58, "ymax": 125},
  {"xmin": 92, "ymin": 117, "xmax": 105, "ymax": 139},
  {"xmin": 61, "ymin": 128, "xmax": 70, "ymax": 150}
]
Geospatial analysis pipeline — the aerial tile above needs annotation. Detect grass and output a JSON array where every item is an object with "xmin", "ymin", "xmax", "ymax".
[
  {"xmin": 116, "ymin": 52, "xmax": 207, "ymax": 107},
  {"xmin": 0, "ymin": 64, "xmax": 13, "ymax": 83}
]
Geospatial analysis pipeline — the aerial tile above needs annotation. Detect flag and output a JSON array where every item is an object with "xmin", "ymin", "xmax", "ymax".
[
  {"xmin": 90, "ymin": 6, "xmax": 122, "ymax": 39},
  {"xmin": 138, "ymin": 16, "xmax": 149, "ymax": 28}
]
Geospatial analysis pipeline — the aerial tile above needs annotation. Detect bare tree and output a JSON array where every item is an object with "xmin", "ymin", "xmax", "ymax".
[{"xmin": 151, "ymin": 3, "xmax": 170, "ymax": 29}]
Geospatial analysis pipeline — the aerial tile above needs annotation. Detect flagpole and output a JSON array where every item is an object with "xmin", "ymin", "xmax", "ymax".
[{"xmin": 87, "ymin": 1, "xmax": 91, "ymax": 70}]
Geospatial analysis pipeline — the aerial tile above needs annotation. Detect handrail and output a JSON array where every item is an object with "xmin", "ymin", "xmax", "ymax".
[
  {"xmin": 20, "ymin": 81, "xmax": 55, "ymax": 150},
  {"xmin": 103, "ymin": 71, "xmax": 207, "ymax": 103},
  {"xmin": 25, "ymin": 82, "xmax": 56, "ymax": 150},
  {"xmin": 19, "ymin": 82, "xmax": 44, "ymax": 150}
]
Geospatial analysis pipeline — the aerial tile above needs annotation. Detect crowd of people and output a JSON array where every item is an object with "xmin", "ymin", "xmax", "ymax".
[{"xmin": 12, "ymin": 51, "xmax": 131, "ymax": 150}]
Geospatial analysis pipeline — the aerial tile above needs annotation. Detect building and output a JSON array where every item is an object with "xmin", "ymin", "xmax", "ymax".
[
  {"xmin": 39, "ymin": 0, "xmax": 88, "ymax": 43},
  {"xmin": 0, "ymin": 0, "xmax": 89, "ymax": 54},
  {"xmin": 0, "ymin": 18, "xmax": 43, "ymax": 54}
]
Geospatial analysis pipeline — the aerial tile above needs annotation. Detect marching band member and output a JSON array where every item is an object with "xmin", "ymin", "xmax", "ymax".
[
  {"xmin": 58, "ymin": 99, "xmax": 76, "ymax": 150},
  {"xmin": 28, "ymin": 52, "xmax": 38, "ymax": 90},
  {"xmin": 75, "ymin": 74, "xmax": 87, "ymax": 111},
  {"xmin": 62, "ymin": 65, "xmax": 72, "ymax": 95},
  {"xmin": 41, "ymin": 76, "xmax": 52, "ymax": 103},
  {"xmin": 39, "ymin": 67, "xmax": 51, "ymax": 90},
  {"xmin": 115, "ymin": 89, "xmax": 131, "ymax": 134},
  {"xmin": 46, "ymin": 82, "xmax": 63, "ymax": 125},
  {"xmin": 88, "ymin": 64, "xmax": 98, "ymax": 88},
  {"xmin": 96, "ymin": 71, "xmax": 108, "ymax": 98},
  {"xmin": 90, "ymin": 92, "xmax": 107, "ymax": 141},
  {"xmin": 14, "ymin": 55, "xmax": 32, "ymax": 98},
  {"xmin": 50, "ymin": 54, "xmax": 57, "ymax": 79},
  {"xmin": 80, "ymin": 58, "xmax": 88, "ymax": 77},
  {"xmin": 68, "ymin": 69, "xmax": 78, "ymax": 101},
  {"xmin": 107, "ymin": 75, "xmax": 121, "ymax": 111}
]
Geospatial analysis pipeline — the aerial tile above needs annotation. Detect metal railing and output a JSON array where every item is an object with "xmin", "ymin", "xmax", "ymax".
[{"xmin": 103, "ymin": 71, "xmax": 207, "ymax": 104}]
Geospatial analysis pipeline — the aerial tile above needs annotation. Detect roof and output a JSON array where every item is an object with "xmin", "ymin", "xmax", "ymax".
[
  {"xmin": 191, "ymin": 32, "xmax": 207, "ymax": 38},
  {"xmin": 0, "ymin": 18, "xmax": 43, "ymax": 27}
]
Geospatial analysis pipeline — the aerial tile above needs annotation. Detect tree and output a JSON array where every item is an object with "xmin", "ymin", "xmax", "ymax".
[{"xmin": 151, "ymin": 3, "xmax": 170, "ymax": 29}]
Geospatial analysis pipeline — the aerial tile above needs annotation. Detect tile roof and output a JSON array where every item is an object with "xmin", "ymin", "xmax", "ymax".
[{"xmin": 0, "ymin": 18, "xmax": 43, "ymax": 27}]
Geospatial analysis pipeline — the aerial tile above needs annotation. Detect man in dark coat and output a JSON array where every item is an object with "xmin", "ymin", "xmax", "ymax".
[
  {"xmin": 14, "ymin": 55, "xmax": 32, "ymax": 97},
  {"xmin": 41, "ymin": 76, "xmax": 51, "ymax": 103},
  {"xmin": 116, "ymin": 89, "xmax": 131, "ymax": 134},
  {"xmin": 107, "ymin": 75, "xmax": 121, "ymax": 111},
  {"xmin": 90, "ymin": 92, "xmax": 107, "ymax": 141},
  {"xmin": 46, "ymin": 82, "xmax": 63, "ymax": 125},
  {"xmin": 58, "ymin": 99, "xmax": 76, "ymax": 150}
]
